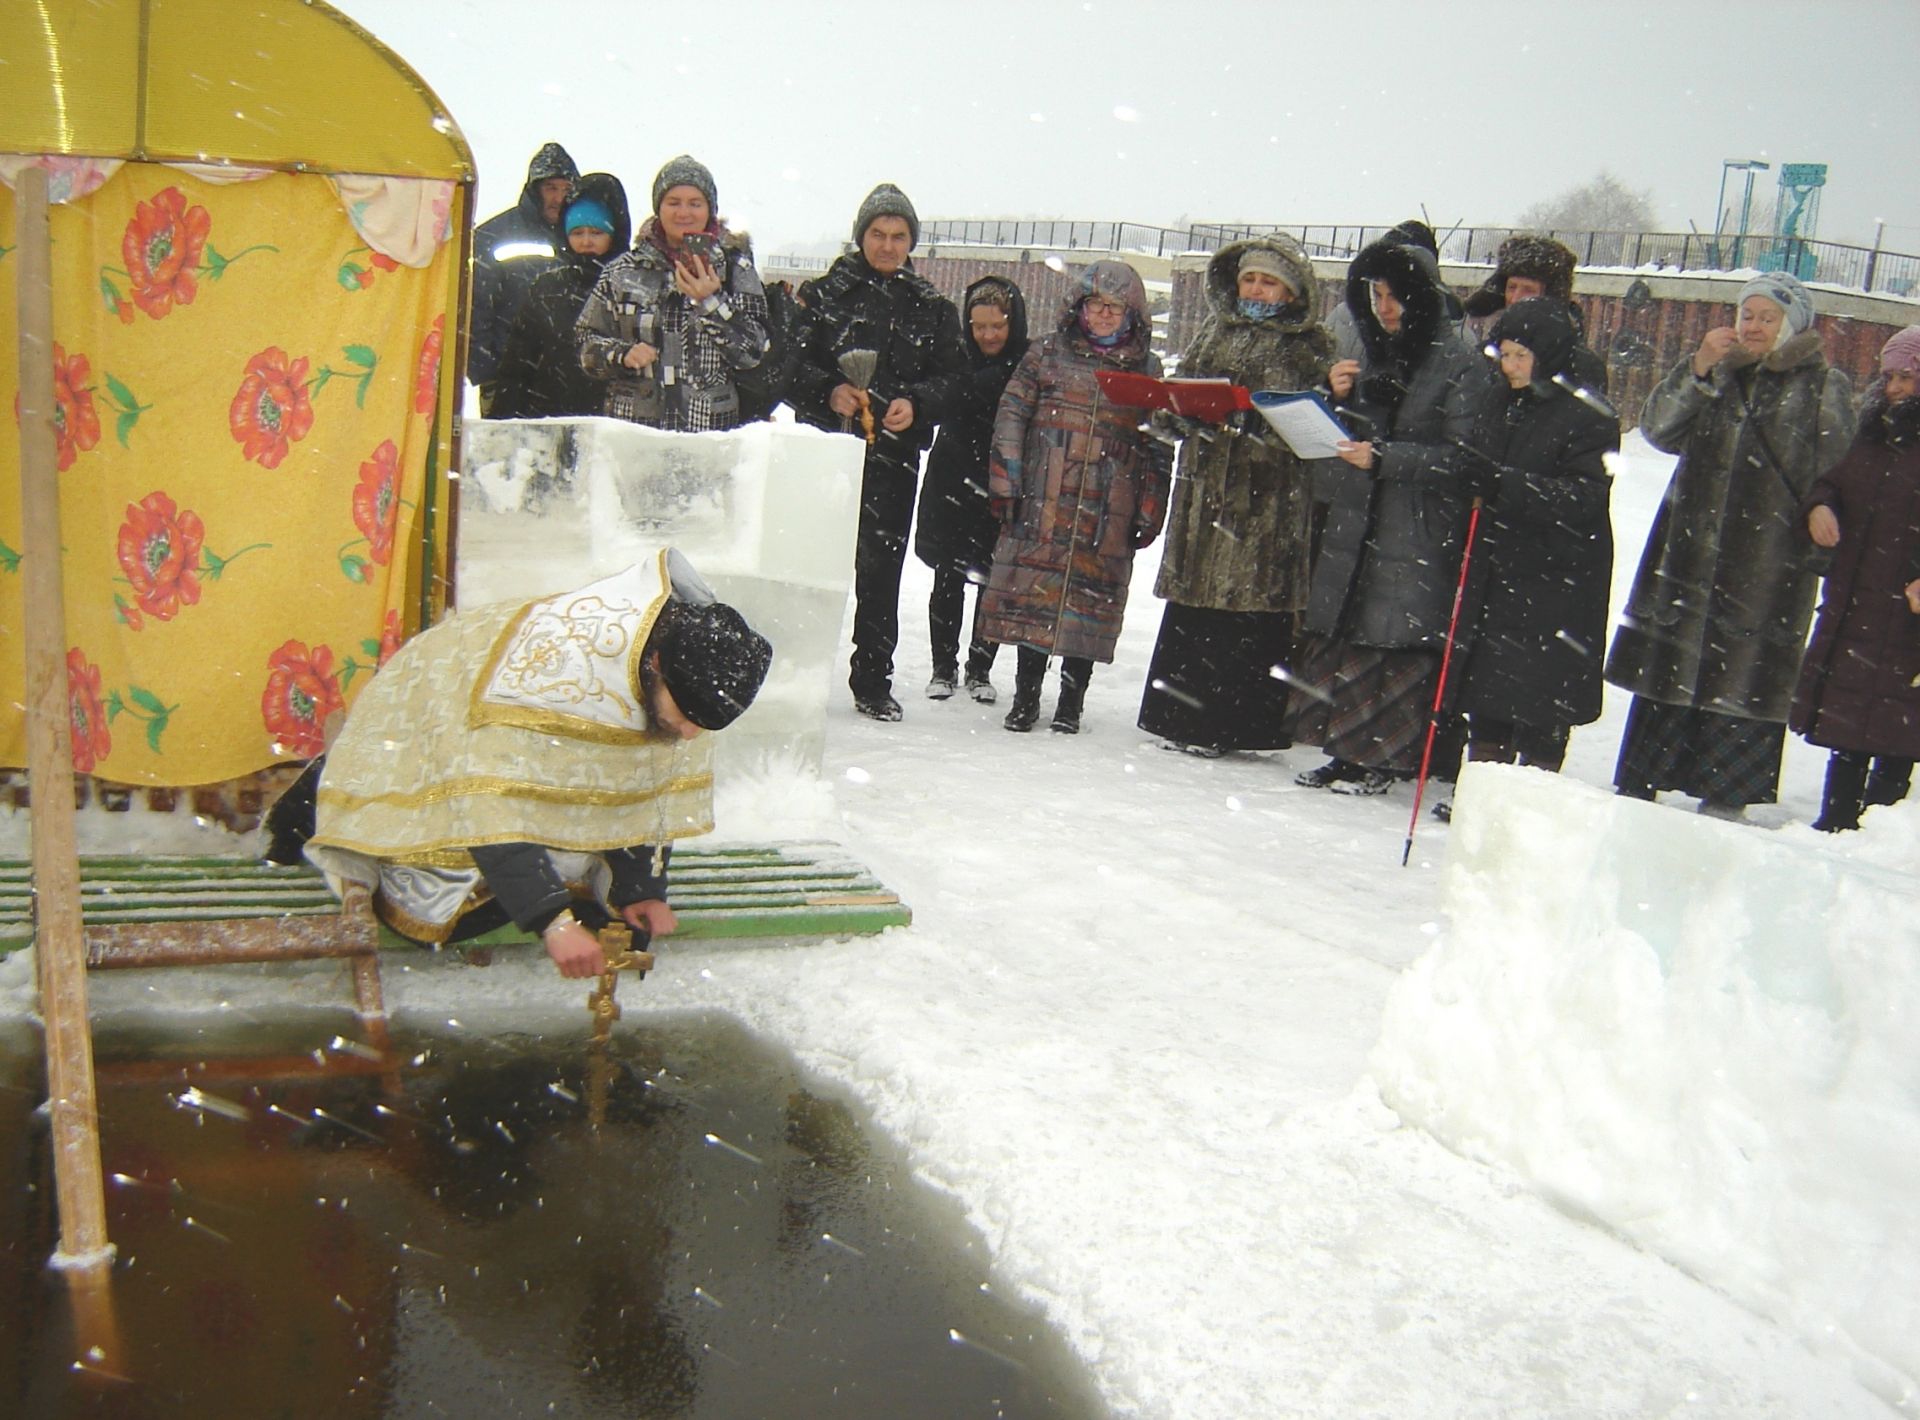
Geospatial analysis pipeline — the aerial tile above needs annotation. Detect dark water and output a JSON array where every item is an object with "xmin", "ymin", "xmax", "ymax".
[{"xmin": 0, "ymin": 1013, "xmax": 1108, "ymax": 1420}]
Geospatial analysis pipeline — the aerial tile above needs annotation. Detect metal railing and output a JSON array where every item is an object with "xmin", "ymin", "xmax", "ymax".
[{"xmin": 920, "ymin": 219, "xmax": 1920, "ymax": 296}]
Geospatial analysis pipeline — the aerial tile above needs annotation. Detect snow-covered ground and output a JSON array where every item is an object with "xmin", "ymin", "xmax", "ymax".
[{"xmin": 4, "ymin": 433, "xmax": 1911, "ymax": 1418}]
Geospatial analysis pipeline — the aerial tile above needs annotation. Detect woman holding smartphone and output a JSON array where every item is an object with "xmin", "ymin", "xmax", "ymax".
[{"xmin": 577, "ymin": 155, "xmax": 770, "ymax": 431}]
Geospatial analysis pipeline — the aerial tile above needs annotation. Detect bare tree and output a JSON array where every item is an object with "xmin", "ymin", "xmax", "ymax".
[{"xmin": 1516, "ymin": 171, "xmax": 1657, "ymax": 232}]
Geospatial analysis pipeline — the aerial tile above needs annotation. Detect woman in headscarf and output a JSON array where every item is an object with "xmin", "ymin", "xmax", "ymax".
[
  {"xmin": 491, "ymin": 172, "xmax": 631, "ymax": 420},
  {"xmin": 913, "ymin": 275, "xmax": 1030, "ymax": 703},
  {"xmin": 1606, "ymin": 272, "xmax": 1854, "ymax": 818},
  {"xmin": 977, "ymin": 260, "xmax": 1173, "ymax": 734},
  {"xmin": 1139, "ymin": 236, "xmax": 1332, "ymax": 756},
  {"xmin": 576, "ymin": 155, "xmax": 769, "ymax": 432},
  {"xmin": 1445, "ymin": 299, "xmax": 1617, "ymax": 779},
  {"xmin": 1286, "ymin": 234, "xmax": 1493, "ymax": 795}
]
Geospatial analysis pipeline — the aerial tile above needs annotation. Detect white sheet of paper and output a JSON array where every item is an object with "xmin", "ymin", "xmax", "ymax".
[{"xmin": 1249, "ymin": 391, "xmax": 1349, "ymax": 460}]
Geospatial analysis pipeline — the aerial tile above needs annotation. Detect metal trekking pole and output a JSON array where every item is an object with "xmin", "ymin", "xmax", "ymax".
[{"xmin": 1402, "ymin": 494, "xmax": 1484, "ymax": 867}]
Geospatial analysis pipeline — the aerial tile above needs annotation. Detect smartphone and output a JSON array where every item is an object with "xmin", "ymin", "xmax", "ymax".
[{"xmin": 678, "ymin": 233, "xmax": 717, "ymax": 265}]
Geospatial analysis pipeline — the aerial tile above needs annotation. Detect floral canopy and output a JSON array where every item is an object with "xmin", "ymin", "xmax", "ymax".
[{"xmin": 0, "ymin": 0, "xmax": 472, "ymax": 789}]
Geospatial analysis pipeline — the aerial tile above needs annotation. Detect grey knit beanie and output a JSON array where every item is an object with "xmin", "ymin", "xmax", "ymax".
[
  {"xmin": 652, "ymin": 155, "xmax": 717, "ymax": 215},
  {"xmin": 1738, "ymin": 271, "xmax": 1814, "ymax": 336},
  {"xmin": 1236, "ymin": 247, "xmax": 1295, "ymax": 290},
  {"xmin": 852, "ymin": 183, "xmax": 920, "ymax": 248}
]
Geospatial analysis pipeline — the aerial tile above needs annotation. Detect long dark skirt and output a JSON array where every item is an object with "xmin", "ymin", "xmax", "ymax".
[
  {"xmin": 1283, "ymin": 635, "xmax": 1447, "ymax": 775},
  {"xmin": 1138, "ymin": 603, "xmax": 1295, "ymax": 751},
  {"xmin": 1614, "ymin": 695, "xmax": 1787, "ymax": 807}
]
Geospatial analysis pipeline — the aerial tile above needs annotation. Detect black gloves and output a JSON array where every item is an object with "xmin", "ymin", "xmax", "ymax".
[{"xmin": 1459, "ymin": 458, "xmax": 1507, "ymax": 506}]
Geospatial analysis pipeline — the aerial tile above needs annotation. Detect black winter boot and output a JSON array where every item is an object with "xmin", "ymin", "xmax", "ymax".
[
  {"xmin": 1004, "ymin": 648, "xmax": 1045, "ymax": 732},
  {"xmin": 1863, "ymin": 756, "xmax": 1914, "ymax": 809},
  {"xmin": 1812, "ymin": 749, "xmax": 1869, "ymax": 833},
  {"xmin": 1051, "ymin": 658, "xmax": 1092, "ymax": 734}
]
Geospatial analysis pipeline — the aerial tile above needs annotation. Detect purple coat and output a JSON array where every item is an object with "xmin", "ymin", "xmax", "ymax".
[{"xmin": 1790, "ymin": 401, "xmax": 1920, "ymax": 756}]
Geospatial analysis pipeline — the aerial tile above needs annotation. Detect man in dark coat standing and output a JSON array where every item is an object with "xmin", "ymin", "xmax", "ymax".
[
  {"xmin": 788, "ymin": 184, "xmax": 965, "ymax": 721},
  {"xmin": 469, "ymin": 141, "xmax": 578, "ymax": 411}
]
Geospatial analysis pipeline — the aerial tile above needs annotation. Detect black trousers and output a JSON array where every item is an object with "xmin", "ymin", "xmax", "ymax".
[
  {"xmin": 850, "ymin": 459, "xmax": 918, "ymax": 696},
  {"xmin": 928, "ymin": 565, "xmax": 999, "ymax": 679}
]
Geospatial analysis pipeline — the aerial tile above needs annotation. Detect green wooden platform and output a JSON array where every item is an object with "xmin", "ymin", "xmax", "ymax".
[{"xmin": 0, "ymin": 845, "xmax": 911, "ymax": 956}]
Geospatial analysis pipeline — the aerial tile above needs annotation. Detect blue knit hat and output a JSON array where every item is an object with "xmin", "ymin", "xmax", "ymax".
[{"xmin": 564, "ymin": 197, "xmax": 614, "ymax": 235}]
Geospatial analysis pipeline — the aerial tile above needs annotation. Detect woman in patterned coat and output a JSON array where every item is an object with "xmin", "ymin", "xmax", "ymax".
[{"xmin": 977, "ymin": 260, "xmax": 1172, "ymax": 734}]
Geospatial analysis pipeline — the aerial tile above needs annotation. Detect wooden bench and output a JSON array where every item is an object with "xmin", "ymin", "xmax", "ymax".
[{"xmin": 0, "ymin": 845, "xmax": 909, "ymax": 1023}]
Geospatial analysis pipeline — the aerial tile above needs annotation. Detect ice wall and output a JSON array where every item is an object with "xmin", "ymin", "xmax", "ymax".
[
  {"xmin": 458, "ymin": 418, "xmax": 863, "ymax": 775},
  {"xmin": 1373, "ymin": 764, "xmax": 1920, "ymax": 1411}
]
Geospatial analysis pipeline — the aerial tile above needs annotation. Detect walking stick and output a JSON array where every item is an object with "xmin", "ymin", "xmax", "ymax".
[{"xmin": 1402, "ymin": 495, "xmax": 1483, "ymax": 866}]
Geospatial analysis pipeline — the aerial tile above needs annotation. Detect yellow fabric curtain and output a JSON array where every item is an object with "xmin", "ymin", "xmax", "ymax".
[{"xmin": 0, "ymin": 162, "xmax": 455, "ymax": 786}]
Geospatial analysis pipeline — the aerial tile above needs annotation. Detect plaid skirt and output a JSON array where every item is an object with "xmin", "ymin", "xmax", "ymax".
[
  {"xmin": 1614, "ymin": 695, "xmax": 1786, "ymax": 807},
  {"xmin": 1283, "ymin": 636, "xmax": 1450, "ymax": 775}
]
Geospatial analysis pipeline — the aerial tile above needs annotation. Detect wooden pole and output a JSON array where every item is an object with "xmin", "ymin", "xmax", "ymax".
[{"xmin": 14, "ymin": 165, "xmax": 115, "ymax": 1278}]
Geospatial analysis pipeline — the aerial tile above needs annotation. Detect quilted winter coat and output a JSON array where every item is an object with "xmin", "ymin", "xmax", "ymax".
[
  {"xmin": 977, "ymin": 261, "xmax": 1172, "ymax": 663},
  {"xmin": 1154, "ymin": 236, "xmax": 1333, "ymax": 614}
]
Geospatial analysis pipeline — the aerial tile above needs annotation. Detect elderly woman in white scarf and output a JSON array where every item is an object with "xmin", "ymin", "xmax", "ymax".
[{"xmin": 1605, "ymin": 272, "xmax": 1855, "ymax": 818}]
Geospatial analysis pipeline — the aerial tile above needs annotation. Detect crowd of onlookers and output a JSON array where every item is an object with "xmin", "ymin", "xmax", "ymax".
[{"xmin": 468, "ymin": 141, "xmax": 1920, "ymax": 835}]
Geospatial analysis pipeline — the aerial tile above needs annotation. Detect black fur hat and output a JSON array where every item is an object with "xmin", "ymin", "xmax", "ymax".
[
  {"xmin": 1465, "ymin": 234, "xmax": 1577, "ymax": 318},
  {"xmin": 1346, "ymin": 238, "xmax": 1445, "ymax": 358},
  {"xmin": 649, "ymin": 600, "xmax": 773, "ymax": 731}
]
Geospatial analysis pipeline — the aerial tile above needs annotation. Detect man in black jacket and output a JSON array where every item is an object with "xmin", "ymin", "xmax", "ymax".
[
  {"xmin": 788, "ymin": 184, "xmax": 965, "ymax": 721},
  {"xmin": 469, "ymin": 141, "xmax": 578, "ymax": 411}
]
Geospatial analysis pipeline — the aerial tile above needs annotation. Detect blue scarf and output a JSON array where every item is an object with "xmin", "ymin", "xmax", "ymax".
[{"xmin": 1237, "ymin": 297, "xmax": 1283, "ymax": 321}]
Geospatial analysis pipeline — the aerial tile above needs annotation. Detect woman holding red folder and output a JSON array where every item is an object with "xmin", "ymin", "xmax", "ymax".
[{"xmin": 1137, "ymin": 236, "xmax": 1333, "ymax": 755}]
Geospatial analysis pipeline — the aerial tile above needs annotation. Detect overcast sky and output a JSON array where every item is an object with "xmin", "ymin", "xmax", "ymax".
[{"xmin": 334, "ymin": 0, "xmax": 1919, "ymax": 258}]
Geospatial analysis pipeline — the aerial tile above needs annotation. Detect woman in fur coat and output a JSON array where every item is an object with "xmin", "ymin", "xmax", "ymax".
[
  {"xmin": 978, "ymin": 260, "xmax": 1172, "ymax": 734},
  {"xmin": 1605, "ymin": 272, "xmax": 1854, "ymax": 817},
  {"xmin": 1789, "ymin": 326, "xmax": 1920, "ymax": 831},
  {"xmin": 576, "ymin": 155, "xmax": 769, "ymax": 432},
  {"xmin": 1138, "ymin": 236, "xmax": 1332, "ymax": 755}
]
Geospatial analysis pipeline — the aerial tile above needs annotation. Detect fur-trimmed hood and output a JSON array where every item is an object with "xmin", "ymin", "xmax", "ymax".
[
  {"xmin": 1719, "ymin": 328, "xmax": 1827, "ymax": 378},
  {"xmin": 629, "ymin": 217, "xmax": 754, "ymax": 267},
  {"xmin": 1345, "ymin": 238, "xmax": 1446, "ymax": 366},
  {"xmin": 1205, "ymin": 235, "xmax": 1319, "ymax": 333}
]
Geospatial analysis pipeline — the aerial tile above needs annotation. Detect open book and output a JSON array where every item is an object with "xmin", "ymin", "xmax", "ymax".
[
  {"xmin": 1094, "ymin": 371, "xmax": 1350, "ymax": 459},
  {"xmin": 1094, "ymin": 371, "xmax": 1250, "ymax": 422}
]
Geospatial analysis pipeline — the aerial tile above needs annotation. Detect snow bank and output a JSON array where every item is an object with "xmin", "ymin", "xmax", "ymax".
[{"xmin": 1373, "ymin": 763, "xmax": 1920, "ymax": 1410}]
